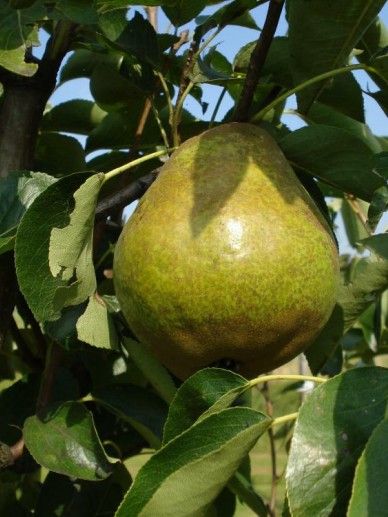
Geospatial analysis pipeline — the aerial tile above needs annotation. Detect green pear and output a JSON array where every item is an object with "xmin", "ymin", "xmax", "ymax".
[{"xmin": 114, "ymin": 123, "xmax": 340, "ymax": 379}]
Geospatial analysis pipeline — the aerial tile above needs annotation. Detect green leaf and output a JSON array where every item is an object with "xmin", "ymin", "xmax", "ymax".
[
  {"xmin": 24, "ymin": 402, "xmax": 116, "ymax": 481},
  {"xmin": 367, "ymin": 186, "xmax": 388, "ymax": 231},
  {"xmin": 190, "ymin": 54, "xmax": 232, "ymax": 84},
  {"xmin": 163, "ymin": 0, "xmax": 207, "ymax": 26},
  {"xmin": 287, "ymin": 0, "xmax": 386, "ymax": 112},
  {"xmin": 195, "ymin": 0, "xmax": 260, "ymax": 41},
  {"xmin": 341, "ymin": 198, "xmax": 370, "ymax": 249},
  {"xmin": 90, "ymin": 60, "xmax": 145, "ymax": 112},
  {"xmin": 0, "ymin": 371, "xmax": 78, "ymax": 443},
  {"xmin": 15, "ymin": 173, "xmax": 102, "ymax": 322},
  {"xmin": 0, "ymin": 1, "xmax": 42, "ymax": 49},
  {"xmin": 361, "ymin": 233, "xmax": 388, "ymax": 259},
  {"xmin": 0, "ymin": 170, "xmax": 56, "ymax": 235},
  {"xmin": 287, "ymin": 367, "xmax": 388, "ymax": 517},
  {"xmin": 34, "ymin": 133, "xmax": 86, "ymax": 175},
  {"xmin": 76, "ymin": 293, "xmax": 119, "ymax": 350},
  {"xmin": 0, "ymin": 46, "xmax": 37, "ymax": 76},
  {"xmin": 357, "ymin": 18, "xmax": 388, "ymax": 90},
  {"xmin": 116, "ymin": 407, "xmax": 272, "ymax": 517},
  {"xmin": 305, "ymin": 304, "xmax": 345, "ymax": 375},
  {"xmin": 163, "ymin": 368, "xmax": 248, "ymax": 444},
  {"xmin": 42, "ymin": 100, "xmax": 107, "ymax": 135},
  {"xmin": 86, "ymin": 105, "xmax": 160, "ymax": 152},
  {"xmin": 306, "ymin": 103, "xmax": 379, "ymax": 152},
  {"xmin": 50, "ymin": 0, "xmax": 98, "ymax": 24},
  {"xmin": 35, "ymin": 465, "xmax": 131, "ymax": 517},
  {"xmin": 59, "ymin": 49, "xmax": 107, "ymax": 83},
  {"xmin": 227, "ymin": 472, "xmax": 267, "ymax": 517},
  {"xmin": 103, "ymin": 11, "xmax": 160, "ymax": 68},
  {"xmin": 317, "ymin": 73, "xmax": 365, "ymax": 123},
  {"xmin": 123, "ymin": 338, "xmax": 176, "ymax": 405},
  {"xmin": 347, "ymin": 418, "xmax": 388, "ymax": 516},
  {"xmin": 280, "ymin": 125, "xmax": 384, "ymax": 201},
  {"xmin": 93, "ymin": 384, "xmax": 168, "ymax": 449},
  {"xmin": 368, "ymin": 89, "xmax": 388, "ymax": 117}
]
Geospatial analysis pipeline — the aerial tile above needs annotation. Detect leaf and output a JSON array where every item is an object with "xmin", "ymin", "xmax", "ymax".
[
  {"xmin": 50, "ymin": 0, "xmax": 98, "ymax": 24},
  {"xmin": 163, "ymin": 0, "xmax": 207, "ymax": 26},
  {"xmin": 59, "ymin": 49, "xmax": 107, "ymax": 83},
  {"xmin": 123, "ymin": 338, "xmax": 176, "ymax": 405},
  {"xmin": 279, "ymin": 125, "xmax": 384, "ymax": 201},
  {"xmin": 357, "ymin": 18, "xmax": 388, "ymax": 90},
  {"xmin": 306, "ymin": 102, "xmax": 379, "ymax": 152},
  {"xmin": 24, "ymin": 402, "xmax": 116, "ymax": 481},
  {"xmin": 367, "ymin": 186, "xmax": 388, "ymax": 231},
  {"xmin": 341, "ymin": 198, "xmax": 370, "ymax": 249},
  {"xmin": 347, "ymin": 418, "xmax": 388, "ymax": 516},
  {"xmin": 15, "ymin": 173, "xmax": 102, "ymax": 322},
  {"xmin": 35, "ymin": 465, "xmax": 131, "ymax": 517},
  {"xmin": 93, "ymin": 384, "xmax": 168, "ymax": 449},
  {"xmin": 227, "ymin": 472, "xmax": 267, "ymax": 517},
  {"xmin": 190, "ymin": 54, "xmax": 232, "ymax": 84},
  {"xmin": 0, "ymin": 170, "xmax": 56, "ymax": 235},
  {"xmin": 361, "ymin": 233, "xmax": 388, "ymax": 259},
  {"xmin": 0, "ymin": 45, "xmax": 37, "ymax": 76},
  {"xmin": 0, "ymin": 2, "xmax": 42, "ymax": 49},
  {"xmin": 194, "ymin": 0, "xmax": 260, "ymax": 41},
  {"xmin": 286, "ymin": 367, "xmax": 388, "ymax": 517},
  {"xmin": 34, "ymin": 133, "xmax": 86, "ymax": 175},
  {"xmin": 48, "ymin": 174, "xmax": 102, "ymax": 311},
  {"xmin": 90, "ymin": 61, "xmax": 145, "ymax": 112},
  {"xmin": 287, "ymin": 0, "xmax": 387, "ymax": 112},
  {"xmin": 368, "ymin": 89, "xmax": 388, "ymax": 117},
  {"xmin": 163, "ymin": 368, "xmax": 248, "ymax": 444},
  {"xmin": 76, "ymin": 293, "xmax": 119, "ymax": 350},
  {"xmin": 103, "ymin": 12, "xmax": 160, "ymax": 68},
  {"xmin": 86, "ymin": 105, "xmax": 161, "ymax": 152},
  {"xmin": 305, "ymin": 304, "xmax": 345, "ymax": 375},
  {"xmin": 0, "ymin": 371, "xmax": 78, "ymax": 443},
  {"xmin": 42, "ymin": 100, "xmax": 107, "ymax": 135},
  {"xmin": 116, "ymin": 407, "xmax": 272, "ymax": 517}
]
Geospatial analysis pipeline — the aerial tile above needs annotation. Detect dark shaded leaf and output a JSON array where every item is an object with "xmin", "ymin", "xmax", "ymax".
[
  {"xmin": 42, "ymin": 100, "xmax": 107, "ymax": 135},
  {"xmin": 280, "ymin": 125, "xmax": 384, "ymax": 201},
  {"xmin": 288, "ymin": 0, "xmax": 386, "ymax": 112},
  {"xmin": 24, "ymin": 402, "xmax": 116, "ymax": 481},
  {"xmin": 93, "ymin": 384, "xmax": 168, "ymax": 448},
  {"xmin": 34, "ymin": 133, "xmax": 86, "ymax": 175}
]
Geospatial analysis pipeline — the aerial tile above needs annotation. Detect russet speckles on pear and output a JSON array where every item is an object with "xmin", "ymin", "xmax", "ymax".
[{"xmin": 113, "ymin": 123, "xmax": 340, "ymax": 380}]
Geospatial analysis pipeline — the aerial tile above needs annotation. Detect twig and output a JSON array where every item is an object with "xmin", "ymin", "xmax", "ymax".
[
  {"xmin": 36, "ymin": 341, "xmax": 63, "ymax": 413},
  {"xmin": 96, "ymin": 169, "xmax": 160, "ymax": 215},
  {"xmin": 209, "ymin": 87, "xmax": 227, "ymax": 128},
  {"xmin": 10, "ymin": 317, "xmax": 42, "ymax": 370},
  {"xmin": 145, "ymin": 6, "xmax": 158, "ymax": 29},
  {"xmin": 233, "ymin": 0, "xmax": 284, "ymax": 122},
  {"xmin": 261, "ymin": 382, "xmax": 278, "ymax": 516},
  {"xmin": 0, "ymin": 437, "xmax": 25, "ymax": 469}
]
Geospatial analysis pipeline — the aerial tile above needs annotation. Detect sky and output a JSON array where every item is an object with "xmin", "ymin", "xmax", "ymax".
[{"xmin": 39, "ymin": 2, "xmax": 388, "ymax": 254}]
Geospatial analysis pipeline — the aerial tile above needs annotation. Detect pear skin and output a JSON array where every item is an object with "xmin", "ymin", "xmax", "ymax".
[{"xmin": 114, "ymin": 123, "xmax": 340, "ymax": 379}]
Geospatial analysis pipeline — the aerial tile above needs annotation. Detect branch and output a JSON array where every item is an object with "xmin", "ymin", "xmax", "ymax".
[
  {"xmin": 96, "ymin": 169, "xmax": 160, "ymax": 216},
  {"xmin": 233, "ymin": 0, "xmax": 284, "ymax": 122},
  {"xmin": 260, "ymin": 382, "xmax": 278, "ymax": 516},
  {"xmin": 36, "ymin": 341, "xmax": 63, "ymax": 413}
]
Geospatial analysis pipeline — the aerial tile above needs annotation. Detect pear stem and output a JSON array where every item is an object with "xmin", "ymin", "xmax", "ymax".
[
  {"xmin": 254, "ymin": 63, "xmax": 379, "ymax": 121},
  {"xmin": 271, "ymin": 412, "xmax": 299, "ymax": 427},
  {"xmin": 103, "ymin": 149, "xmax": 174, "ymax": 183},
  {"xmin": 248, "ymin": 373, "xmax": 326, "ymax": 388}
]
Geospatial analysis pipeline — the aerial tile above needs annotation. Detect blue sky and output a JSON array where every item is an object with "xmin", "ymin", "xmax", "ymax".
[{"xmin": 41, "ymin": 3, "xmax": 388, "ymax": 254}]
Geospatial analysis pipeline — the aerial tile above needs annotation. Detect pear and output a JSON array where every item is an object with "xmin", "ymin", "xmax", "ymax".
[{"xmin": 113, "ymin": 123, "xmax": 340, "ymax": 379}]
